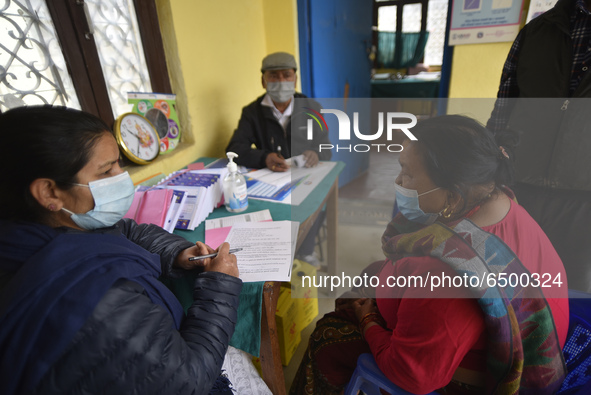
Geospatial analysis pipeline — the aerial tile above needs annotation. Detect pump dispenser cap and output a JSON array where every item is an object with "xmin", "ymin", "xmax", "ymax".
[{"xmin": 226, "ymin": 152, "xmax": 238, "ymax": 173}]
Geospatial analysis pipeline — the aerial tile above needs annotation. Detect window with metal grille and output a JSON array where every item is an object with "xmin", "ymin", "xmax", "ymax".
[{"xmin": 0, "ymin": 0, "xmax": 171, "ymax": 127}]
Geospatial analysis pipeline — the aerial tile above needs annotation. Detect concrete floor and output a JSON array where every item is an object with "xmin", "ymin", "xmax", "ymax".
[{"xmin": 282, "ymin": 151, "xmax": 400, "ymax": 392}]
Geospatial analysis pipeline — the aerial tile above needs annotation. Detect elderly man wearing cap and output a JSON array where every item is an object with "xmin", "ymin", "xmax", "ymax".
[{"xmin": 226, "ymin": 52, "xmax": 331, "ymax": 172}]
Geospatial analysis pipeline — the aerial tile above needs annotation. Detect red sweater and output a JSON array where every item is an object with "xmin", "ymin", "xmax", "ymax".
[{"xmin": 369, "ymin": 199, "xmax": 569, "ymax": 394}]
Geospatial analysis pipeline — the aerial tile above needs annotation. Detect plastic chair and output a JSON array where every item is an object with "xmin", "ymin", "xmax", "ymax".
[
  {"xmin": 345, "ymin": 290, "xmax": 591, "ymax": 395},
  {"xmin": 343, "ymin": 353, "xmax": 436, "ymax": 395},
  {"xmin": 557, "ymin": 289, "xmax": 591, "ymax": 394}
]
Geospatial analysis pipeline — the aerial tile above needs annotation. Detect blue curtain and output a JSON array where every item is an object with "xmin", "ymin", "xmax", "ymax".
[{"xmin": 377, "ymin": 31, "xmax": 429, "ymax": 69}]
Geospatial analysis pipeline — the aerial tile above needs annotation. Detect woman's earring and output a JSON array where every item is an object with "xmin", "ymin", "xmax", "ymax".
[
  {"xmin": 47, "ymin": 204, "xmax": 56, "ymax": 211},
  {"xmin": 441, "ymin": 205, "xmax": 454, "ymax": 219}
]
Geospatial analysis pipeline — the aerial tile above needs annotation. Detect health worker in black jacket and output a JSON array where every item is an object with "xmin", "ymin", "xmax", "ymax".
[
  {"xmin": 226, "ymin": 52, "xmax": 332, "ymax": 171},
  {"xmin": 0, "ymin": 106, "xmax": 242, "ymax": 395}
]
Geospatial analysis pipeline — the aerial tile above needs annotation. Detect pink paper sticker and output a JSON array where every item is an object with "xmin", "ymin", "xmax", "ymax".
[{"xmin": 187, "ymin": 162, "xmax": 205, "ymax": 170}]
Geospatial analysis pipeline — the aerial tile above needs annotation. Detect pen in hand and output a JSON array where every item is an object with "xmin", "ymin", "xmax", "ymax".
[{"xmin": 188, "ymin": 247, "xmax": 243, "ymax": 261}]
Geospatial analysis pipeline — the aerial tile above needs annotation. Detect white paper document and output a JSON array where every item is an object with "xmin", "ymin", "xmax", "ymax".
[
  {"xmin": 247, "ymin": 161, "xmax": 337, "ymax": 206},
  {"xmin": 246, "ymin": 168, "xmax": 294, "ymax": 186},
  {"xmin": 205, "ymin": 209, "xmax": 273, "ymax": 230},
  {"xmin": 226, "ymin": 221, "xmax": 299, "ymax": 282}
]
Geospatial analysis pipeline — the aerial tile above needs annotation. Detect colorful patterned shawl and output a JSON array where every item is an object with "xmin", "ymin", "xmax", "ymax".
[{"xmin": 381, "ymin": 214, "xmax": 566, "ymax": 394}]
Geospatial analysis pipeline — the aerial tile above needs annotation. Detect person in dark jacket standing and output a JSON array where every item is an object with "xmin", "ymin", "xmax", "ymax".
[
  {"xmin": 487, "ymin": 0, "xmax": 591, "ymax": 292},
  {"xmin": 226, "ymin": 52, "xmax": 332, "ymax": 171},
  {"xmin": 0, "ymin": 106, "xmax": 242, "ymax": 394}
]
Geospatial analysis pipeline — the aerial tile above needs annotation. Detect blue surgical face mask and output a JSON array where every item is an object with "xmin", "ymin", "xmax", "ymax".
[
  {"xmin": 266, "ymin": 81, "xmax": 295, "ymax": 103},
  {"xmin": 62, "ymin": 171, "xmax": 135, "ymax": 230},
  {"xmin": 394, "ymin": 183, "xmax": 443, "ymax": 225}
]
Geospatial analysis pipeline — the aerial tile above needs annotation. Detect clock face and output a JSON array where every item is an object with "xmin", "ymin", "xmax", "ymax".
[{"xmin": 115, "ymin": 113, "xmax": 160, "ymax": 165}]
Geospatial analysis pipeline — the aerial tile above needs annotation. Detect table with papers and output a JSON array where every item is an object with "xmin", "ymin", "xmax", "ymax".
[
  {"xmin": 205, "ymin": 212, "xmax": 299, "ymax": 283},
  {"xmin": 166, "ymin": 158, "xmax": 344, "ymax": 395}
]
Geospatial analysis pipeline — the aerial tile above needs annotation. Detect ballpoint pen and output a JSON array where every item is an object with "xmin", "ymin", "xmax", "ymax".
[{"xmin": 188, "ymin": 247, "xmax": 243, "ymax": 261}]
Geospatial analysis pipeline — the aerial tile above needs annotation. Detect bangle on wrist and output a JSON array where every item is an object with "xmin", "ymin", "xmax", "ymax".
[
  {"xmin": 360, "ymin": 316, "xmax": 385, "ymax": 328},
  {"xmin": 359, "ymin": 313, "xmax": 385, "ymax": 329},
  {"xmin": 359, "ymin": 313, "xmax": 380, "ymax": 327},
  {"xmin": 359, "ymin": 318, "xmax": 385, "ymax": 339},
  {"xmin": 359, "ymin": 312, "xmax": 379, "ymax": 324}
]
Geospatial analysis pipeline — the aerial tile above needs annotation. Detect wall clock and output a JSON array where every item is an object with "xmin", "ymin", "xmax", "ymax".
[{"xmin": 113, "ymin": 113, "xmax": 160, "ymax": 165}]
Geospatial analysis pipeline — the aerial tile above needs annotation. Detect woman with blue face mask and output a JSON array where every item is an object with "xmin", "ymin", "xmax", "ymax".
[
  {"xmin": 291, "ymin": 115, "xmax": 569, "ymax": 395},
  {"xmin": 0, "ymin": 106, "xmax": 241, "ymax": 394}
]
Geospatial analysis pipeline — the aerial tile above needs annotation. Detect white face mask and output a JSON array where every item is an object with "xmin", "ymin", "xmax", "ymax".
[
  {"xmin": 62, "ymin": 172, "xmax": 135, "ymax": 230},
  {"xmin": 266, "ymin": 81, "xmax": 295, "ymax": 103}
]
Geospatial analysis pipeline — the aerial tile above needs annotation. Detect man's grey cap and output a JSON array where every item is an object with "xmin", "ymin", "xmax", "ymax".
[{"xmin": 261, "ymin": 52, "xmax": 297, "ymax": 72}]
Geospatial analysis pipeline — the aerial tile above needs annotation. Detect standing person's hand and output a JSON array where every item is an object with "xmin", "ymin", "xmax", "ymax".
[
  {"xmin": 302, "ymin": 150, "xmax": 319, "ymax": 167},
  {"xmin": 266, "ymin": 152, "xmax": 289, "ymax": 172}
]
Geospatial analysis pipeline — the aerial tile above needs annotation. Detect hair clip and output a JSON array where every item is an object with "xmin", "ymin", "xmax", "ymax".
[{"xmin": 499, "ymin": 146, "xmax": 509, "ymax": 159}]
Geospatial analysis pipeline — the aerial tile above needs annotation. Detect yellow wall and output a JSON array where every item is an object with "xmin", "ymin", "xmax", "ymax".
[
  {"xmin": 262, "ymin": 0, "xmax": 300, "ymax": 64},
  {"xmin": 447, "ymin": 1, "xmax": 530, "ymax": 122},
  {"xmin": 448, "ymin": 42, "xmax": 511, "ymax": 98},
  {"xmin": 129, "ymin": 0, "xmax": 299, "ymax": 182},
  {"xmin": 446, "ymin": 42, "xmax": 512, "ymax": 123}
]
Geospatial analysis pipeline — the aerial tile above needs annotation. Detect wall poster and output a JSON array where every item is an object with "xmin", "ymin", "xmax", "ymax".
[{"xmin": 449, "ymin": 0, "xmax": 526, "ymax": 45}]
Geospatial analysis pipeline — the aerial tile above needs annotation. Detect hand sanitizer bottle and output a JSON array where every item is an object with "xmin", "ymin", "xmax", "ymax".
[{"xmin": 223, "ymin": 152, "xmax": 248, "ymax": 213}]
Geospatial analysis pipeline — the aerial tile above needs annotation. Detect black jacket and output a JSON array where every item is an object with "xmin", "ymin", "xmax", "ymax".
[
  {"xmin": 36, "ymin": 275, "xmax": 241, "ymax": 394},
  {"xmin": 0, "ymin": 219, "xmax": 242, "ymax": 394},
  {"xmin": 507, "ymin": 0, "xmax": 591, "ymax": 190},
  {"xmin": 226, "ymin": 93, "xmax": 332, "ymax": 168}
]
